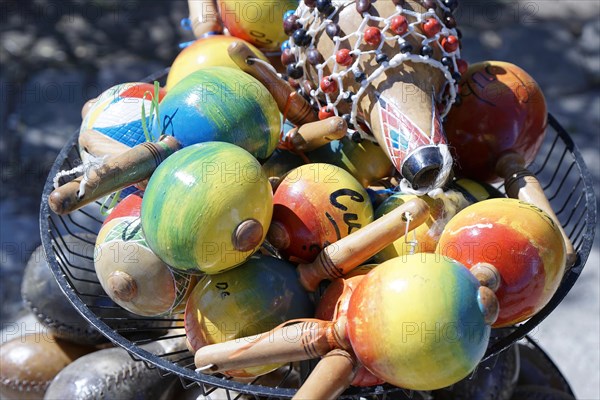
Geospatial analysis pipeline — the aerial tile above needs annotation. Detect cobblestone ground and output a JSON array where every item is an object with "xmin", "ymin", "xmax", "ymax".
[{"xmin": 1, "ymin": 1, "xmax": 598, "ymax": 398}]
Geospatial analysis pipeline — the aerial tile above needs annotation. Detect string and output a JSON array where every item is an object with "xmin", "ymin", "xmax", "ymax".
[{"xmin": 403, "ymin": 211, "xmax": 418, "ymax": 255}]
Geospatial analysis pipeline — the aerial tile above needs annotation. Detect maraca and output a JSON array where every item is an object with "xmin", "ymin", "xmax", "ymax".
[
  {"xmin": 185, "ymin": 254, "xmax": 314, "ymax": 377},
  {"xmin": 217, "ymin": 0, "xmax": 299, "ymax": 52},
  {"xmin": 285, "ymin": 1, "xmax": 465, "ymax": 191},
  {"xmin": 444, "ymin": 60, "xmax": 575, "ymax": 266},
  {"xmin": 193, "ymin": 254, "xmax": 497, "ymax": 390},
  {"xmin": 79, "ymin": 82, "xmax": 166, "ymax": 157},
  {"xmin": 94, "ymin": 191, "xmax": 196, "ymax": 316},
  {"xmin": 154, "ymin": 67, "xmax": 280, "ymax": 159},
  {"xmin": 437, "ymin": 198, "xmax": 566, "ymax": 327},
  {"xmin": 268, "ymin": 163, "xmax": 374, "ymax": 263},
  {"xmin": 141, "ymin": 142, "xmax": 273, "ymax": 274},
  {"xmin": 166, "ymin": 35, "xmax": 267, "ymax": 90}
]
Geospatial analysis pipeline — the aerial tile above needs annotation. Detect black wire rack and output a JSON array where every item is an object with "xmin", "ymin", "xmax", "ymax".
[{"xmin": 40, "ymin": 109, "xmax": 596, "ymax": 398}]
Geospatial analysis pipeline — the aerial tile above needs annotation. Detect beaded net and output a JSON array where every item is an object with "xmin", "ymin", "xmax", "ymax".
[{"xmin": 288, "ymin": 0, "xmax": 462, "ymax": 141}]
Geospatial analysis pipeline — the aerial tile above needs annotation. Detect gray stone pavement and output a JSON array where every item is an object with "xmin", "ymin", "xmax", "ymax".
[{"xmin": 1, "ymin": 0, "xmax": 599, "ymax": 398}]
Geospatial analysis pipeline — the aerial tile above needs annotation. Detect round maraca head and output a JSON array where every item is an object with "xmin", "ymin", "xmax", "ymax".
[
  {"xmin": 81, "ymin": 82, "xmax": 166, "ymax": 149},
  {"xmin": 436, "ymin": 198, "xmax": 566, "ymax": 327},
  {"xmin": 141, "ymin": 142, "xmax": 273, "ymax": 274},
  {"xmin": 217, "ymin": 0, "xmax": 298, "ymax": 52},
  {"xmin": 166, "ymin": 36, "xmax": 267, "ymax": 91},
  {"xmin": 444, "ymin": 61, "xmax": 547, "ymax": 183},
  {"xmin": 95, "ymin": 192, "xmax": 195, "ymax": 316},
  {"xmin": 185, "ymin": 254, "xmax": 314, "ymax": 377},
  {"xmin": 154, "ymin": 67, "xmax": 280, "ymax": 159},
  {"xmin": 347, "ymin": 253, "xmax": 491, "ymax": 390},
  {"xmin": 287, "ymin": 1, "xmax": 464, "ymax": 189},
  {"xmin": 307, "ymin": 136, "xmax": 394, "ymax": 187},
  {"xmin": 446, "ymin": 178, "xmax": 505, "ymax": 204},
  {"xmin": 268, "ymin": 163, "xmax": 374, "ymax": 263}
]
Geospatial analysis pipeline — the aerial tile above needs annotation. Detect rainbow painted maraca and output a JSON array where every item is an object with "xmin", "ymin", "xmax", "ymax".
[
  {"xmin": 141, "ymin": 142, "xmax": 273, "ymax": 274},
  {"xmin": 444, "ymin": 60, "xmax": 575, "ymax": 266},
  {"xmin": 193, "ymin": 254, "xmax": 497, "ymax": 390},
  {"xmin": 267, "ymin": 163, "xmax": 374, "ymax": 263},
  {"xmin": 185, "ymin": 254, "xmax": 314, "ymax": 378},
  {"xmin": 437, "ymin": 198, "xmax": 566, "ymax": 327}
]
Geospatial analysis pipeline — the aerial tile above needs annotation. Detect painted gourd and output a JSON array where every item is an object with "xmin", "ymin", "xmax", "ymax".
[
  {"xmin": 142, "ymin": 142, "xmax": 273, "ymax": 274},
  {"xmin": 217, "ymin": 0, "xmax": 299, "ymax": 52},
  {"xmin": 268, "ymin": 163, "xmax": 374, "ymax": 263},
  {"xmin": 166, "ymin": 36, "xmax": 267, "ymax": 90},
  {"xmin": 436, "ymin": 198, "xmax": 566, "ymax": 327},
  {"xmin": 95, "ymin": 192, "xmax": 196, "ymax": 316},
  {"xmin": 185, "ymin": 254, "xmax": 314, "ymax": 377},
  {"xmin": 347, "ymin": 253, "xmax": 491, "ymax": 390},
  {"xmin": 444, "ymin": 61, "xmax": 547, "ymax": 183},
  {"xmin": 154, "ymin": 67, "xmax": 280, "ymax": 159}
]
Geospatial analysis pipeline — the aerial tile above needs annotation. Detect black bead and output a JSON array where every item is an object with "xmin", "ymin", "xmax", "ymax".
[
  {"xmin": 443, "ymin": 0, "xmax": 459, "ymax": 11},
  {"xmin": 356, "ymin": 0, "xmax": 371, "ymax": 14},
  {"xmin": 342, "ymin": 113, "xmax": 352, "ymax": 125},
  {"xmin": 456, "ymin": 28, "xmax": 463, "ymax": 39},
  {"xmin": 452, "ymin": 71, "xmax": 462, "ymax": 81},
  {"xmin": 375, "ymin": 53, "xmax": 389, "ymax": 64},
  {"xmin": 400, "ymin": 42, "xmax": 413, "ymax": 54},
  {"xmin": 423, "ymin": 0, "xmax": 436, "ymax": 9},
  {"xmin": 344, "ymin": 92, "xmax": 355, "ymax": 103},
  {"xmin": 354, "ymin": 70, "xmax": 366, "ymax": 82},
  {"xmin": 392, "ymin": 0, "xmax": 406, "ymax": 5},
  {"xmin": 283, "ymin": 15, "xmax": 301, "ymax": 36},
  {"xmin": 306, "ymin": 48, "xmax": 322, "ymax": 65},
  {"xmin": 441, "ymin": 56, "xmax": 452, "ymax": 67},
  {"xmin": 287, "ymin": 64, "xmax": 304, "ymax": 79},
  {"xmin": 444, "ymin": 12, "xmax": 457, "ymax": 28},
  {"xmin": 304, "ymin": 0, "xmax": 316, "ymax": 7},
  {"xmin": 351, "ymin": 132, "xmax": 363, "ymax": 143},
  {"xmin": 420, "ymin": 45, "xmax": 433, "ymax": 57},
  {"xmin": 316, "ymin": 0, "xmax": 335, "ymax": 15},
  {"xmin": 326, "ymin": 23, "xmax": 340, "ymax": 39},
  {"xmin": 292, "ymin": 28, "xmax": 311, "ymax": 46}
]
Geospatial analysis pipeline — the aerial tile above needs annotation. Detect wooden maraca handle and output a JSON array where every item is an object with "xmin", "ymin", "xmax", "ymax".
[
  {"xmin": 298, "ymin": 198, "xmax": 430, "ymax": 291},
  {"xmin": 194, "ymin": 320, "xmax": 349, "ymax": 374},
  {"xmin": 496, "ymin": 152, "xmax": 576, "ymax": 267},
  {"xmin": 187, "ymin": 0, "xmax": 223, "ymax": 38},
  {"xmin": 227, "ymin": 41, "xmax": 318, "ymax": 126},
  {"xmin": 288, "ymin": 117, "xmax": 347, "ymax": 152},
  {"xmin": 49, "ymin": 136, "xmax": 181, "ymax": 215},
  {"xmin": 79, "ymin": 129, "xmax": 130, "ymax": 159},
  {"xmin": 293, "ymin": 349, "xmax": 357, "ymax": 400}
]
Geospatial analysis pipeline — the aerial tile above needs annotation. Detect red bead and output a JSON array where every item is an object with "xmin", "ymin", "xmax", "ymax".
[
  {"xmin": 422, "ymin": 18, "xmax": 441, "ymax": 37},
  {"xmin": 320, "ymin": 76, "xmax": 338, "ymax": 93},
  {"xmin": 280, "ymin": 49, "xmax": 296, "ymax": 66},
  {"xmin": 456, "ymin": 59, "xmax": 468, "ymax": 74},
  {"xmin": 335, "ymin": 49, "xmax": 354, "ymax": 66},
  {"xmin": 390, "ymin": 15, "xmax": 408, "ymax": 35},
  {"xmin": 441, "ymin": 35, "xmax": 459, "ymax": 52},
  {"xmin": 364, "ymin": 27, "xmax": 382, "ymax": 46},
  {"xmin": 318, "ymin": 106, "xmax": 335, "ymax": 120}
]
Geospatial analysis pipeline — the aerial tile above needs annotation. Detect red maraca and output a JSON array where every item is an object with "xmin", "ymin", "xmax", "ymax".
[
  {"xmin": 437, "ymin": 198, "xmax": 566, "ymax": 327},
  {"xmin": 444, "ymin": 60, "xmax": 574, "ymax": 266},
  {"xmin": 193, "ymin": 253, "xmax": 498, "ymax": 390}
]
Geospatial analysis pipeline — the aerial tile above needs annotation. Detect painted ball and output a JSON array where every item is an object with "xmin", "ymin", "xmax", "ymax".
[
  {"xmin": 217, "ymin": 0, "xmax": 299, "ymax": 52},
  {"xmin": 166, "ymin": 36, "xmax": 267, "ymax": 91},
  {"xmin": 154, "ymin": 67, "xmax": 280, "ymax": 159},
  {"xmin": 347, "ymin": 253, "xmax": 491, "ymax": 390},
  {"xmin": 185, "ymin": 254, "xmax": 314, "ymax": 377},
  {"xmin": 444, "ymin": 61, "xmax": 547, "ymax": 183},
  {"xmin": 267, "ymin": 163, "xmax": 374, "ymax": 263},
  {"xmin": 436, "ymin": 198, "xmax": 566, "ymax": 327},
  {"xmin": 141, "ymin": 142, "xmax": 273, "ymax": 274}
]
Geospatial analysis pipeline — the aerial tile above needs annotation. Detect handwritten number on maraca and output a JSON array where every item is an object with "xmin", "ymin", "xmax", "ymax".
[
  {"xmin": 162, "ymin": 109, "xmax": 179, "ymax": 136},
  {"xmin": 329, "ymin": 189, "xmax": 365, "ymax": 211},
  {"xmin": 216, "ymin": 282, "xmax": 230, "ymax": 299}
]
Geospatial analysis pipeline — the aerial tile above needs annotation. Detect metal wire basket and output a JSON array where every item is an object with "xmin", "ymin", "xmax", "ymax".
[{"xmin": 40, "ymin": 109, "xmax": 596, "ymax": 398}]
